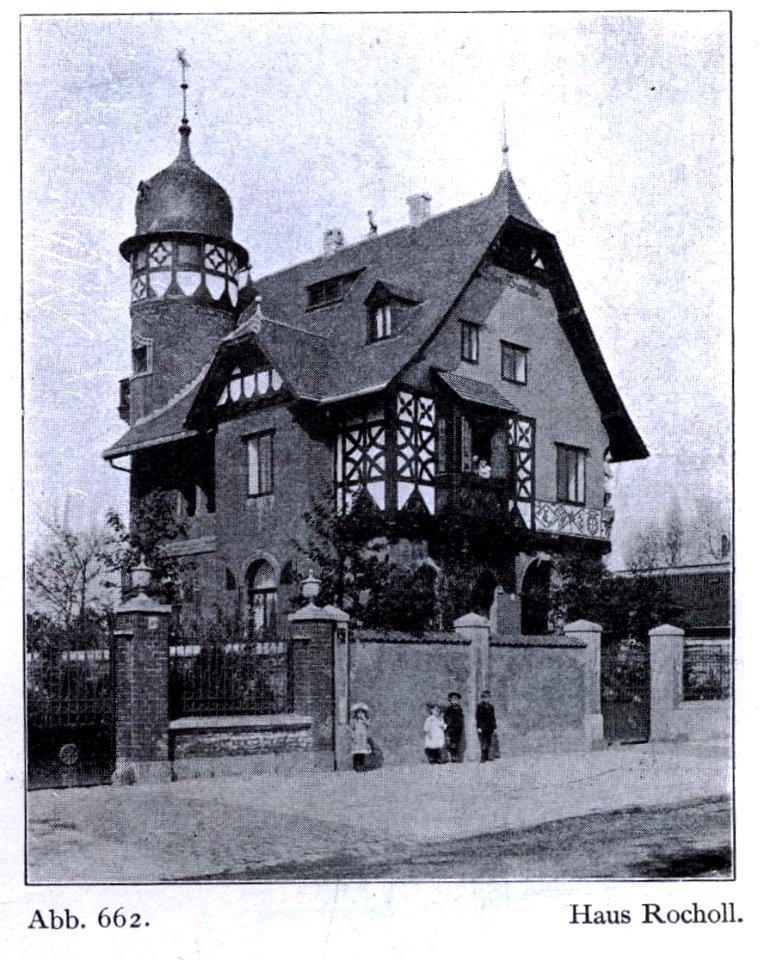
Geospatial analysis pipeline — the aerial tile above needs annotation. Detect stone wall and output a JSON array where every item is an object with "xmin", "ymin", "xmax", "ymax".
[
  {"xmin": 168, "ymin": 715, "xmax": 328, "ymax": 780},
  {"xmin": 669, "ymin": 700, "xmax": 732, "ymax": 742},
  {"xmin": 348, "ymin": 631, "xmax": 471, "ymax": 766},
  {"xmin": 489, "ymin": 637, "xmax": 587, "ymax": 752}
]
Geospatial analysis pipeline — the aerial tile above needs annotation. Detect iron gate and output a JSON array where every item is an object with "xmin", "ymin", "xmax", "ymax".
[
  {"xmin": 26, "ymin": 642, "xmax": 115, "ymax": 789},
  {"xmin": 601, "ymin": 635, "xmax": 650, "ymax": 743}
]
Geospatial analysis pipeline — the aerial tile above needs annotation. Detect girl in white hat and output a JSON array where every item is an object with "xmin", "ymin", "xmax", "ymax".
[{"xmin": 350, "ymin": 703, "xmax": 372, "ymax": 772}]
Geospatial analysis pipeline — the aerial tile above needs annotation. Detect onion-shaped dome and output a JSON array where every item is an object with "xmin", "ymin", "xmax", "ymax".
[
  {"xmin": 135, "ymin": 127, "xmax": 232, "ymax": 237},
  {"xmin": 120, "ymin": 124, "xmax": 247, "ymax": 266}
]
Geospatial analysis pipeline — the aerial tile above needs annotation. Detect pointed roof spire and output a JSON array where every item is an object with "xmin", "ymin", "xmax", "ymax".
[
  {"xmin": 176, "ymin": 49, "xmax": 192, "ymax": 161},
  {"xmin": 501, "ymin": 103, "xmax": 509, "ymax": 171},
  {"xmin": 491, "ymin": 109, "xmax": 547, "ymax": 233}
]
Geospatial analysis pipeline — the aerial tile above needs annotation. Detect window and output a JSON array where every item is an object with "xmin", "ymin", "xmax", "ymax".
[
  {"xmin": 247, "ymin": 560, "xmax": 278, "ymax": 639},
  {"xmin": 556, "ymin": 444, "xmax": 587, "ymax": 504},
  {"xmin": 132, "ymin": 338, "xmax": 152, "ymax": 376},
  {"xmin": 306, "ymin": 270, "xmax": 362, "ymax": 310},
  {"xmin": 370, "ymin": 303, "xmax": 392, "ymax": 341},
  {"xmin": 461, "ymin": 321, "xmax": 480, "ymax": 363},
  {"xmin": 247, "ymin": 432, "xmax": 274, "ymax": 497},
  {"xmin": 501, "ymin": 342, "xmax": 528, "ymax": 384}
]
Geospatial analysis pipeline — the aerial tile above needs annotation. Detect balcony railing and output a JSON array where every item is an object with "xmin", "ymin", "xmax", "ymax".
[
  {"xmin": 433, "ymin": 474, "xmax": 611, "ymax": 541},
  {"xmin": 534, "ymin": 500, "xmax": 612, "ymax": 540}
]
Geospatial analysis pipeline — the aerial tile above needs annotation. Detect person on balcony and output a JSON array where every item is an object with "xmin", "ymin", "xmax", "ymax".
[{"xmin": 478, "ymin": 459, "xmax": 492, "ymax": 479}]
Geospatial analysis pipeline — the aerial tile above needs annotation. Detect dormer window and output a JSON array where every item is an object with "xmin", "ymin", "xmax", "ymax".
[
  {"xmin": 306, "ymin": 270, "xmax": 363, "ymax": 311},
  {"xmin": 364, "ymin": 280, "xmax": 422, "ymax": 343},
  {"xmin": 370, "ymin": 303, "xmax": 392, "ymax": 342}
]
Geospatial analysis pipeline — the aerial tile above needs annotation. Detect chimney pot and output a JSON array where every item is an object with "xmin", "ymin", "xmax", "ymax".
[
  {"xmin": 323, "ymin": 228, "xmax": 344, "ymax": 256},
  {"xmin": 406, "ymin": 193, "xmax": 432, "ymax": 226}
]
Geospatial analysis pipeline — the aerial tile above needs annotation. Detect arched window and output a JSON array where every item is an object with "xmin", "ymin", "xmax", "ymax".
[
  {"xmin": 521, "ymin": 560, "xmax": 554, "ymax": 635},
  {"xmin": 247, "ymin": 560, "xmax": 277, "ymax": 639}
]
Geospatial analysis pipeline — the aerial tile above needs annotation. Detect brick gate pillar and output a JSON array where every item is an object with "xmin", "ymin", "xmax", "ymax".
[
  {"xmin": 454, "ymin": 613, "xmax": 490, "ymax": 762},
  {"xmin": 649, "ymin": 623, "xmax": 685, "ymax": 740},
  {"xmin": 112, "ymin": 586, "xmax": 173, "ymax": 784},
  {"xmin": 288, "ymin": 576, "xmax": 350, "ymax": 770},
  {"xmin": 564, "ymin": 619, "xmax": 605, "ymax": 747}
]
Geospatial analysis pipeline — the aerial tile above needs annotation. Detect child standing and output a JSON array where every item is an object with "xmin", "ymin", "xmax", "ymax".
[
  {"xmin": 423, "ymin": 704, "xmax": 446, "ymax": 764},
  {"xmin": 349, "ymin": 703, "xmax": 372, "ymax": 772}
]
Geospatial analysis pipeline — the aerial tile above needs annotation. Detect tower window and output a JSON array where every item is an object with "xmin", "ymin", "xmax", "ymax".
[
  {"xmin": 131, "ymin": 338, "xmax": 153, "ymax": 376},
  {"xmin": 370, "ymin": 303, "xmax": 392, "ymax": 342},
  {"xmin": 461, "ymin": 321, "xmax": 480, "ymax": 363},
  {"xmin": 501, "ymin": 342, "xmax": 528, "ymax": 384}
]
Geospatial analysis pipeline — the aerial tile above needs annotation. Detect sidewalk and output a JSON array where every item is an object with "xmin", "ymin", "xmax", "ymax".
[{"xmin": 27, "ymin": 741, "xmax": 731, "ymax": 883}]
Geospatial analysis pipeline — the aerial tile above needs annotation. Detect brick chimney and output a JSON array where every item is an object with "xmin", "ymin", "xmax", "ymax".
[
  {"xmin": 323, "ymin": 228, "xmax": 345, "ymax": 256},
  {"xmin": 406, "ymin": 193, "xmax": 432, "ymax": 226}
]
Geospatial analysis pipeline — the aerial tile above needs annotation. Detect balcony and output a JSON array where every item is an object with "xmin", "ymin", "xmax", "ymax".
[{"xmin": 433, "ymin": 474, "xmax": 611, "ymax": 541}]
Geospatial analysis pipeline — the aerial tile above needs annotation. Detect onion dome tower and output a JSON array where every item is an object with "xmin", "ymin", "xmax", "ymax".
[{"xmin": 119, "ymin": 57, "xmax": 249, "ymax": 423}]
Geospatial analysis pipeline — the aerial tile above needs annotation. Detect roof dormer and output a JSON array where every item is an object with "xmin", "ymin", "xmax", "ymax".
[{"xmin": 364, "ymin": 281, "xmax": 422, "ymax": 343}]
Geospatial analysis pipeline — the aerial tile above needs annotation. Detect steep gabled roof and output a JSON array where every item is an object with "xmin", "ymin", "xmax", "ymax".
[
  {"xmin": 247, "ymin": 174, "xmax": 516, "ymax": 399},
  {"xmin": 104, "ymin": 167, "xmax": 648, "ymax": 463}
]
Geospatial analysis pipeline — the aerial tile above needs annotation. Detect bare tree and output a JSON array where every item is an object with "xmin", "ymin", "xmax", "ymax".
[
  {"xmin": 690, "ymin": 496, "xmax": 732, "ymax": 562},
  {"xmin": 627, "ymin": 499, "xmax": 686, "ymax": 571},
  {"xmin": 25, "ymin": 519, "xmax": 118, "ymax": 628},
  {"xmin": 663, "ymin": 500, "xmax": 685, "ymax": 567}
]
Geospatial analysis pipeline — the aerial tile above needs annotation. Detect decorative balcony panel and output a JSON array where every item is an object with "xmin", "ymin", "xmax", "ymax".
[
  {"xmin": 335, "ymin": 417, "xmax": 387, "ymax": 512},
  {"xmin": 534, "ymin": 500, "xmax": 610, "ymax": 540},
  {"xmin": 395, "ymin": 392, "xmax": 436, "ymax": 514}
]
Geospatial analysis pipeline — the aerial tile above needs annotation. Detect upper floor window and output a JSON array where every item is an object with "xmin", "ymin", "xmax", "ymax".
[
  {"xmin": 370, "ymin": 303, "xmax": 392, "ymax": 342},
  {"xmin": 556, "ymin": 444, "xmax": 587, "ymax": 505},
  {"xmin": 461, "ymin": 321, "xmax": 480, "ymax": 363},
  {"xmin": 247, "ymin": 432, "xmax": 274, "ymax": 497},
  {"xmin": 306, "ymin": 270, "xmax": 362, "ymax": 311},
  {"xmin": 501, "ymin": 342, "xmax": 528, "ymax": 385}
]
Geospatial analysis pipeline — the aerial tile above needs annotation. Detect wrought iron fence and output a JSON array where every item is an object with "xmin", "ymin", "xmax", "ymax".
[
  {"xmin": 26, "ymin": 648, "xmax": 114, "ymax": 729},
  {"xmin": 683, "ymin": 643, "xmax": 731, "ymax": 701},
  {"xmin": 168, "ymin": 637, "xmax": 291, "ymax": 719},
  {"xmin": 600, "ymin": 634, "xmax": 651, "ymax": 743}
]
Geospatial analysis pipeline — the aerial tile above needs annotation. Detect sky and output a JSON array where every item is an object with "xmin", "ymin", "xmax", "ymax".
[{"xmin": 20, "ymin": 11, "xmax": 732, "ymax": 566}]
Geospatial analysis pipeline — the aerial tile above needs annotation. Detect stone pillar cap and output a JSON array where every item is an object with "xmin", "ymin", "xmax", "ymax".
[
  {"xmin": 454, "ymin": 612, "xmax": 490, "ymax": 628},
  {"xmin": 116, "ymin": 591, "xmax": 173, "ymax": 615},
  {"xmin": 288, "ymin": 602, "xmax": 349, "ymax": 624},
  {"xmin": 649, "ymin": 623, "xmax": 685, "ymax": 636},
  {"xmin": 564, "ymin": 619, "xmax": 603, "ymax": 633},
  {"xmin": 322, "ymin": 604, "xmax": 351, "ymax": 624}
]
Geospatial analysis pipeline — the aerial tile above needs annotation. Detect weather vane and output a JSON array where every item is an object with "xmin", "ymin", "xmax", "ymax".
[{"xmin": 177, "ymin": 49, "xmax": 190, "ymax": 127}]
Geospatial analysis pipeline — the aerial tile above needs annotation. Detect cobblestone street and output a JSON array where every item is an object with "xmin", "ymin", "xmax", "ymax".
[{"xmin": 27, "ymin": 742, "xmax": 730, "ymax": 883}]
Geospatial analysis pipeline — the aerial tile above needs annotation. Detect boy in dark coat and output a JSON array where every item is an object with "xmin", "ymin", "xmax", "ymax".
[
  {"xmin": 443, "ymin": 691, "xmax": 465, "ymax": 762},
  {"xmin": 476, "ymin": 689, "xmax": 497, "ymax": 762}
]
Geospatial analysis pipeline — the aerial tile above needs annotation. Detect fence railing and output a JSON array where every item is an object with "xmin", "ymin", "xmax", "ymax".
[
  {"xmin": 168, "ymin": 638, "xmax": 291, "ymax": 719},
  {"xmin": 26, "ymin": 648, "xmax": 114, "ymax": 728},
  {"xmin": 683, "ymin": 643, "xmax": 731, "ymax": 701}
]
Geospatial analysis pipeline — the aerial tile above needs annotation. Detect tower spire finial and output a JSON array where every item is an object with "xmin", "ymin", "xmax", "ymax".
[
  {"xmin": 176, "ymin": 49, "xmax": 192, "ymax": 159},
  {"xmin": 501, "ymin": 103, "xmax": 509, "ymax": 171}
]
